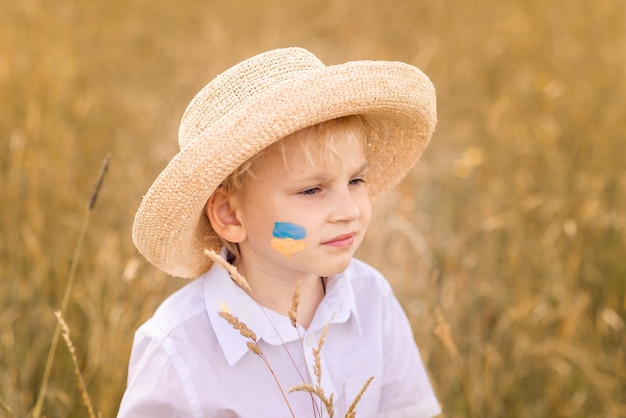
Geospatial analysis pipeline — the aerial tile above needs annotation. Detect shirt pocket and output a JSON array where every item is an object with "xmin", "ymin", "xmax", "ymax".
[{"xmin": 343, "ymin": 374, "xmax": 381, "ymax": 417}]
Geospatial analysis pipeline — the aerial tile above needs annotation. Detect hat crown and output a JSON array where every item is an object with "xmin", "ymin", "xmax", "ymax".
[{"xmin": 178, "ymin": 48, "xmax": 325, "ymax": 150}]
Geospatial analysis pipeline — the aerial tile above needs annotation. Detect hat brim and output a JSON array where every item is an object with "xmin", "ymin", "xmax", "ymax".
[{"xmin": 132, "ymin": 59, "xmax": 436, "ymax": 278}]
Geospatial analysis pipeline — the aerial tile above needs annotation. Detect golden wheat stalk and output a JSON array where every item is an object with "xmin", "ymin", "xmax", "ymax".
[
  {"xmin": 290, "ymin": 318, "xmax": 374, "ymax": 418},
  {"xmin": 291, "ymin": 321, "xmax": 334, "ymax": 417},
  {"xmin": 204, "ymin": 249, "xmax": 252, "ymax": 292},
  {"xmin": 218, "ymin": 310, "xmax": 258, "ymax": 341},
  {"xmin": 289, "ymin": 384, "xmax": 335, "ymax": 418},
  {"xmin": 218, "ymin": 308, "xmax": 296, "ymax": 418},
  {"xmin": 344, "ymin": 376, "xmax": 374, "ymax": 418},
  {"xmin": 53, "ymin": 311, "xmax": 99, "ymax": 418},
  {"xmin": 313, "ymin": 322, "xmax": 330, "ymax": 387},
  {"xmin": 287, "ymin": 281, "xmax": 324, "ymax": 418},
  {"xmin": 31, "ymin": 153, "xmax": 111, "ymax": 418},
  {"xmin": 288, "ymin": 280, "xmax": 302, "ymax": 327}
]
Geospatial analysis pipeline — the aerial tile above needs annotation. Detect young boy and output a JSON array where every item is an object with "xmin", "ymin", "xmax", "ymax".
[{"xmin": 119, "ymin": 47, "xmax": 440, "ymax": 417}]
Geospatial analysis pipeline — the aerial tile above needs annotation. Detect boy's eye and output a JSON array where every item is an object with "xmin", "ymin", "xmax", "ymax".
[
  {"xmin": 349, "ymin": 177, "xmax": 365, "ymax": 186},
  {"xmin": 300, "ymin": 187, "xmax": 320, "ymax": 196}
]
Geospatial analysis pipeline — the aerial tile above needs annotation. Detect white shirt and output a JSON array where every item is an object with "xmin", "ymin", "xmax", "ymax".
[{"xmin": 117, "ymin": 258, "xmax": 441, "ymax": 418}]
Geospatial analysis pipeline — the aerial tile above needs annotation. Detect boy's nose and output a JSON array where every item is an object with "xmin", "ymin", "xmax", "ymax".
[{"xmin": 328, "ymin": 189, "xmax": 361, "ymax": 223}]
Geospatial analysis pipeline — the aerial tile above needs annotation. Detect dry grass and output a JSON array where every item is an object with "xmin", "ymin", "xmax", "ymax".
[{"xmin": 1, "ymin": 0, "xmax": 624, "ymax": 417}]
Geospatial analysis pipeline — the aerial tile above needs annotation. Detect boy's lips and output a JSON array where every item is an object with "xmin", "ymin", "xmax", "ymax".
[{"xmin": 322, "ymin": 232, "xmax": 356, "ymax": 248}]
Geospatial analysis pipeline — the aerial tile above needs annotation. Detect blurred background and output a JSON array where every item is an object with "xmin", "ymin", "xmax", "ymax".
[{"xmin": 1, "ymin": 0, "xmax": 624, "ymax": 416}]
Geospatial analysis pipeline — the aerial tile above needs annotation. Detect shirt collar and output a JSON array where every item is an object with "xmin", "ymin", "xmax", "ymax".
[{"xmin": 203, "ymin": 259, "xmax": 362, "ymax": 367}]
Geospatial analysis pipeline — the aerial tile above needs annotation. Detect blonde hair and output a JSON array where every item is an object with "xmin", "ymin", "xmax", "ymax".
[
  {"xmin": 222, "ymin": 115, "xmax": 367, "ymax": 193},
  {"xmin": 217, "ymin": 115, "xmax": 368, "ymax": 261}
]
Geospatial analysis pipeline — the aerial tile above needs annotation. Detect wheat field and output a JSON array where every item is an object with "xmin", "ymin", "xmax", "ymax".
[{"xmin": 1, "ymin": 0, "xmax": 624, "ymax": 417}]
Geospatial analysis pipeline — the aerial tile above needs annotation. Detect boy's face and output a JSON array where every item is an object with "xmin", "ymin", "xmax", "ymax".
[{"xmin": 231, "ymin": 129, "xmax": 372, "ymax": 280}]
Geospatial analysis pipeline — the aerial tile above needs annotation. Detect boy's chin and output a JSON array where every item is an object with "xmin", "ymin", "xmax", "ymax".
[{"xmin": 316, "ymin": 258, "xmax": 352, "ymax": 278}]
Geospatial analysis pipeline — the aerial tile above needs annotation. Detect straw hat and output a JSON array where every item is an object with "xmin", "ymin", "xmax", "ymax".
[{"xmin": 132, "ymin": 47, "xmax": 437, "ymax": 278}]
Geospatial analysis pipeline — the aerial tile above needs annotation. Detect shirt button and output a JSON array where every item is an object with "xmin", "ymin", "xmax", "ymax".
[{"xmin": 305, "ymin": 334, "xmax": 315, "ymax": 347}]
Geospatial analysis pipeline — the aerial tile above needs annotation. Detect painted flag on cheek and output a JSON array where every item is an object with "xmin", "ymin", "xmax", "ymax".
[{"xmin": 271, "ymin": 222, "xmax": 307, "ymax": 257}]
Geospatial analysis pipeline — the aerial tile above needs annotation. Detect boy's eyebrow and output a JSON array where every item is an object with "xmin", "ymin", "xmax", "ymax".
[
  {"xmin": 294, "ymin": 172, "xmax": 333, "ymax": 184},
  {"xmin": 291, "ymin": 162, "xmax": 370, "ymax": 184}
]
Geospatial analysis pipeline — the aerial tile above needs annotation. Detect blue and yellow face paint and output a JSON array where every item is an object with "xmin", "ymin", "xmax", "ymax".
[{"xmin": 271, "ymin": 222, "xmax": 307, "ymax": 257}]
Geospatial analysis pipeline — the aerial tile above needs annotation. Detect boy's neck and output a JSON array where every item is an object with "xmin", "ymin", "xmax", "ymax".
[{"xmin": 234, "ymin": 264, "xmax": 325, "ymax": 329}]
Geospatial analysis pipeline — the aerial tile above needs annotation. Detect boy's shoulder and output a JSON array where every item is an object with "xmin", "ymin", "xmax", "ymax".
[{"xmin": 138, "ymin": 275, "xmax": 209, "ymax": 341}]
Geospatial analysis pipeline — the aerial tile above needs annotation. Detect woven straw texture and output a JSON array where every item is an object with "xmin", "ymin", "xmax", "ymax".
[{"xmin": 132, "ymin": 47, "xmax": 437, "ymax": 278}]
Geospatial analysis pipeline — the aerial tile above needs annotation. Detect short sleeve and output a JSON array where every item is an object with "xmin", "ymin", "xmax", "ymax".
[
  {"xmin": 117, "ymin": 328, "xmax": 201, "ymax": 418},
  {"xmin": 379, "ymin": 293, "xmax": 441, "ymax": 418}
]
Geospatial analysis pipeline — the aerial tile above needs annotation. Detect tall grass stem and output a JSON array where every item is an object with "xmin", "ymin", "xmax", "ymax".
[
  {"xmin": 30, "ymin": 154, "xmax": 110, "ymax": 418},
  {"xmin": 54, "ymin": 311, "xmax": 99, "ymax": 418}
]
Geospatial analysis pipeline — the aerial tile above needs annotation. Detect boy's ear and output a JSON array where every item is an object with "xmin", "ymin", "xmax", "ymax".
[{"xmin": 206, "ymin": 188, "xmax": 246, "ymax": 243}]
